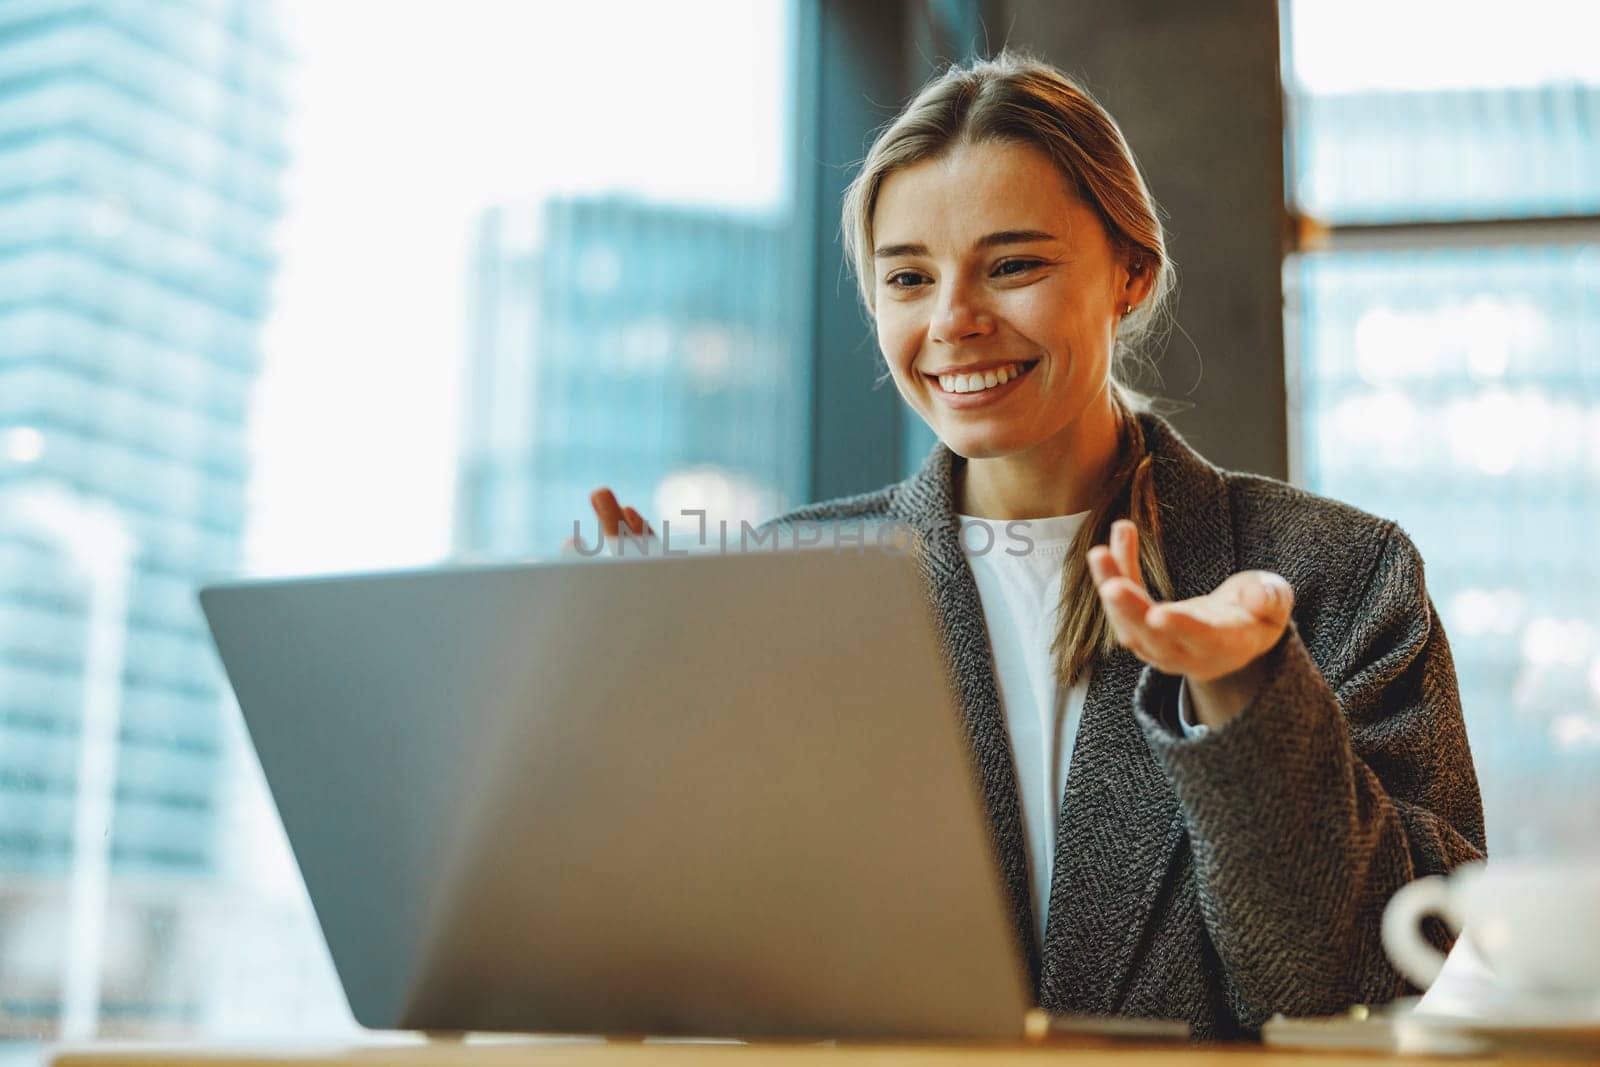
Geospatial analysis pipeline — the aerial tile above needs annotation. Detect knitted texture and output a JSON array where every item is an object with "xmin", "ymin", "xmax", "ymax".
[{"xmin": 764, "ymin": 413, "xmax": 1486, "ymax": 1038}]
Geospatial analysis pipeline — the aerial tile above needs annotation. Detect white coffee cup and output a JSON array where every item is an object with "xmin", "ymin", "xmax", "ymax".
[{"xmin": 1382, "ymin": 861, "xmax": 1600, "ymax": 994}]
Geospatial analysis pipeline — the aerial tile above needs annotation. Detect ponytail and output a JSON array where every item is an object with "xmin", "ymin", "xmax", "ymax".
[{"xmin": 1049, "ymin": 387, "xmax": 1172, "ymax": 686}]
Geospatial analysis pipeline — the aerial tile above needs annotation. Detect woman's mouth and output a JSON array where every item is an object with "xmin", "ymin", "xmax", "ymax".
[{"xmin": 927, "ymin": 359, "xmax": 1040, "ymax": 406}]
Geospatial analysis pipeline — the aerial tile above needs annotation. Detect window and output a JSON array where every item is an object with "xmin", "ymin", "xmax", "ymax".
[
  {"xmin": 0, "ymin": 0, "xmax": 804, "ymax": 1042},
  {"xmin": 1283, "ymin": 0, "xmax": 1600, "ymax": 859}
]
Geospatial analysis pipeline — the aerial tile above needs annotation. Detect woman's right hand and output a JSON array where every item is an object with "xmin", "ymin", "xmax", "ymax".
[{"xmin": 587, "ymin": 487, "xmax": 654, "ymax": 539}]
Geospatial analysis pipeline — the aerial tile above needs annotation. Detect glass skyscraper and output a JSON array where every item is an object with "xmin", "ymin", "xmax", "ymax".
[
  {"xmin": 0, "ymin": 0, "xmax": 288, "ymax": 1035},
  {"xmin": 456, "ymin": 197, "xmax": 807, "ymax": 560}
]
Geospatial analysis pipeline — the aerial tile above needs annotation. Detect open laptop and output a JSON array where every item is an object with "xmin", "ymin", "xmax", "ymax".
[{"xmin": 197, "ymin": 545, "xmax": 1033, "ymax": 1040}]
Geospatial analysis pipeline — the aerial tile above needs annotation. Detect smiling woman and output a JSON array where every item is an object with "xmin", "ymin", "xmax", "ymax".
[
  {"xmin": 870, "ymin": 145, "xmax": 1143, "ymax": 500},
  {"xmin": 839, "ymin": 60, "xmax": 1179, "ymax": 692},
  {"xmin": 745, "ymin": 51, "xmax": 1485, "ymax": 1039}
]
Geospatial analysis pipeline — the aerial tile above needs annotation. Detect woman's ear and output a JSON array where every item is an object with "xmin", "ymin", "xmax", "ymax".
[{"xmin": 1119, "ymin": 252, "xmax": 1157, "ymax": 311}]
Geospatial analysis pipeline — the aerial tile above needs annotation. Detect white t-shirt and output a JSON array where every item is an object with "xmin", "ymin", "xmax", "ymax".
[
  {"xmin": 957, "ymin": 512, "xmax": 1092, "ymax": 950},
  {"xmin": 957, "ymin": 511, "xmax": 1207, "ymax": 950}
]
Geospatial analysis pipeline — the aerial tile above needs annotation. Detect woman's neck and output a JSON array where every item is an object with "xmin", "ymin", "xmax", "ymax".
[{"xmin": 955, "ymin": 399, "xmax": 1125, "ymax": 520}]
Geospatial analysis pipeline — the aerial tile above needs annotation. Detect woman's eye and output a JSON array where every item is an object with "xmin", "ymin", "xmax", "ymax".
[
  {"xmin": 994, "ymin": 259, "xmax": 1043, "ymax": 277},
  {"xmin": 885, "ymin": 270, "xmax": 928, "ymax": 289}
]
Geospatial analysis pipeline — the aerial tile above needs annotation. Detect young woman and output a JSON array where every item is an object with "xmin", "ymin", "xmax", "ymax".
[{"xmin": 589, "ymin": 52, "xmax": 1484, "ymax": 1039}]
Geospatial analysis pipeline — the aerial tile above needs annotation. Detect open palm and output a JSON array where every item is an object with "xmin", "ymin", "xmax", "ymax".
[{"xmin": 1089, "ymin": 519, "xmax": 1292, "ymax": 685}]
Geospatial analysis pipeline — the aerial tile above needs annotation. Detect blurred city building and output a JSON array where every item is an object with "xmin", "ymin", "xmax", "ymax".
[
  {"xmin": 456, "ymin": 198, "xmax": 806, "ymax": 560},
  {"xmin": 1287, "ymin": 77, "xmax": 1600, "ymax": 856},
  {"xmin": 0, "ymin": 0, "xmax": 289, "ymax": 1036}
]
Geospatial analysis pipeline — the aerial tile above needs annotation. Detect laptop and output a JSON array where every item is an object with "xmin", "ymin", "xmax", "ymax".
[{"xmin": 197, "ymin": 545, "xmax": 1033, "ymax": 1040}]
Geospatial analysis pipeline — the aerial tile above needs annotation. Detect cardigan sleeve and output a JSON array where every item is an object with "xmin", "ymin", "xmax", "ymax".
[{"xmin": 1130, "ymin": 522, "xmax": 1486, "ymax": 1026}]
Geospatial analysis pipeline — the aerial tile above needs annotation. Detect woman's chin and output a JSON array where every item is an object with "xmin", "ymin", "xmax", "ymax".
[{"xmin": 936, "ymin": 427, "xmax": 1034, "ymax": 462}]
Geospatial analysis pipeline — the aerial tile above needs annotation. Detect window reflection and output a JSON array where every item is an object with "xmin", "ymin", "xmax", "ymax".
[{"xmin": 456, "ymin": 197, "xmax": 803, "ymax": 560}]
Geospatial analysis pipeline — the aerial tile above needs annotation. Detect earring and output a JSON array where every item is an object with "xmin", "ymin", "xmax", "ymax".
[{"xmin": 1122, "ymin": 302, "xmax": 1134, "ymax": 317}]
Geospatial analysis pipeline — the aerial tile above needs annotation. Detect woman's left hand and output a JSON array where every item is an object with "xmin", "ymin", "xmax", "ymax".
[{"xmin": 1089, "ymin": 519, "xmax": 1294, "ymax": 726}]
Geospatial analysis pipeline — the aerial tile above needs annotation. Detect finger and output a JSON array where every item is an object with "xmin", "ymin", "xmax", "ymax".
[
  {"xmin": 589, "ymin": 488, "xmax": 625, "ymax": 538},
  {"xmin": 1096, "ymin": 574, "xmax": 1153, "ymax": 642},
  {"xmin": 1099, "ymin": 575, "xmax": 1154, "ymax": 615},
  {"xmin": 1157, "ymin": 595, "xmax": 1255, "ymax": 630},
  {"xmin": 1088, "ymin": 545, "xmax": 1122, "ymax": 586},
  {"xmin": 1112, "ymin": 519, "xmax": 1144, "ymax": 590},
  {"xmin": 1239, "ymin": 571, "xmax": 1294, "ymax": 624},
  {"xmin": 1214, "ymin": 570, "xmax": 1294, "ymax": 625},
  {"xmin": 1150, "ymin": 591, "xmax": 1286, "ymax": 681},
  {"xmin": 622, "ymin": 506, "xmax": 653, "ymax": 537},
  {"xmin": 1100, "ymin": 579, "xmax": 1190, "ymax": 669},
  {"xmin": 1145, "ymin": 603, "xmax": 1207, "ymax": 653}
]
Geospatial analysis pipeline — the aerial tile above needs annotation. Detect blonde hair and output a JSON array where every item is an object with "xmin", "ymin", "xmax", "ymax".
[{"xmin": 842, "ymin": 50, "xmax": 1175, "ymax": 685}]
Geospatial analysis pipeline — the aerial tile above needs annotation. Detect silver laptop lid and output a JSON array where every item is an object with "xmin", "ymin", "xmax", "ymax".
[{"xmin": 198, "ymin": 547, "xmax": 1030, "ymax": 1039}]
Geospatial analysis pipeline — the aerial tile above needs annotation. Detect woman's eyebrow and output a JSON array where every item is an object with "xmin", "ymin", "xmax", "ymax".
[{"xmin": 873, "ymin": 229, "xmax": 1058, "ymax": 258}]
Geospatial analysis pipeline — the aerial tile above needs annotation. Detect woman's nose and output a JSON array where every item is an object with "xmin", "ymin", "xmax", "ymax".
[{"xmin": 929, "ymin": 281, "xmax": 994, "ymax": 344}]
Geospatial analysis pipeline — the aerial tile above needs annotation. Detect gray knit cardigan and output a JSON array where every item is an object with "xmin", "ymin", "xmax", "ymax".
[{"xmin": 764, "ymin": 412, "xmax": 1486, "ymax": 1039}]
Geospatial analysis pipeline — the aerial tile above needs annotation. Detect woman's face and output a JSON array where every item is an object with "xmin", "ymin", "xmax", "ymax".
[{"xmin": 871, "ymin": 140, "xmax": 1151, "ymax": 462}]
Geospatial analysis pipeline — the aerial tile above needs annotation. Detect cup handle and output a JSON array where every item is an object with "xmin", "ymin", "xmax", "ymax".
[{"xmin": 1381, "ymin": 875, "xmax": 1460, "ymax": 991}]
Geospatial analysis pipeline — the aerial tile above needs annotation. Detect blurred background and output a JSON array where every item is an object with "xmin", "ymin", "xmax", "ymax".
[{"xmin": 0, "ymin": 0, "xmax": 1596, "ymax": 1047}]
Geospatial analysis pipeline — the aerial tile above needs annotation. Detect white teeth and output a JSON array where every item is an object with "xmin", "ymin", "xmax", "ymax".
[{"xmin": 937, "ymin": 361, "xmax": 1029, "ymax": 394}]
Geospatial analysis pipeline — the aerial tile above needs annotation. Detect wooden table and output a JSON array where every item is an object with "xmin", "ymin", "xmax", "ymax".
[{"xmin": 40, "ymin": 1034, "xmax": 1584, "ymax": 1067}]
